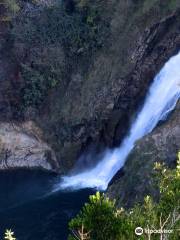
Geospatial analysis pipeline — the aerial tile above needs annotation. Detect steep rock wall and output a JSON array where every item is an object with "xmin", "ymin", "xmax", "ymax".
[{"xmin": 107, "ymin": 101, "xmax": 180, "ymax": 208}]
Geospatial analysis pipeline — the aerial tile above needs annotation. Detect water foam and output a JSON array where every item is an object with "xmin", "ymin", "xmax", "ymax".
[{"xmin": 55, "ymin": 52, "xmax": 180, "ymax": 191}]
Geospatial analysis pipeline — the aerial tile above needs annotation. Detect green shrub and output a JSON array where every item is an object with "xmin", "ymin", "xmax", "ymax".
[
  {"xmin": 1, "ymin": 0, "xmax": 20, "ymax": 22},
  {"xmin": 5, "ymin": 0, "xmax": 20, "ymax": 14},
  {"xmin": 69, "ymin": 192, "xmax": 121, "ymax": 240},
  {"xmin": 21, "ymin": 63, "xmax": 60, "ymax": 108},
  {"xmin": 21, "ymin": 64, "xmax": 46, "ymax": 108},
  {"xmin": 13, "ymin": 2, "xmax": 108, "ymax": 55}
]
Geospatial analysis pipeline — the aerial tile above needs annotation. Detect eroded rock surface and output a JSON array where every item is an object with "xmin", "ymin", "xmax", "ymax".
[{"xmin": 0, "ymin": 121, "xmax": 59, "ymax": 171}]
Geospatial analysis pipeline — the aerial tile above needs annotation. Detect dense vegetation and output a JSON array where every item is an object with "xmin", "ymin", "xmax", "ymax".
[
  {"xmin": 8, "ymin": 0, "xmax": 108, "ymax": 110},
  {"xmin": 14, "ymin": 2, "xmax": 106, "ymax": 54},
  {"xmin": 68, "ymin": 153, "xmax": 180, "ymax": 240},
  {"xmin": 1, "ymin": 0, "xmax": 108, "ymax": 111}
]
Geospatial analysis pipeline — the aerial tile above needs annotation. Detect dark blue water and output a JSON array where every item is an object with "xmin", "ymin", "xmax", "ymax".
[{"xmin": 0, "ymin": 170, "xmax": 94, "ymax": 240}]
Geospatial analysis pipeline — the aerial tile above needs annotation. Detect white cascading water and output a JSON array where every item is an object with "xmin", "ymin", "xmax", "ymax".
[{"xmin": 54, "ymin": 52, "xmax": 180, "ymax": 191}]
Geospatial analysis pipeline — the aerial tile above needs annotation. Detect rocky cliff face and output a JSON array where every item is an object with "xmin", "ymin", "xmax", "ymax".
[
  {"xmin": 37, "ymin": 1, "xmax": 180, "ymax": 171},
  {"xmin": 0, "ymin": 121, "xmax": 58, "ymax": 171},
  {"xmin": 0, "ymin": 0, "xmax": 180, "ymax": 171},
  {"xmin": 107, "ymin": 101, "xmax": 180, "ymax": 208}
]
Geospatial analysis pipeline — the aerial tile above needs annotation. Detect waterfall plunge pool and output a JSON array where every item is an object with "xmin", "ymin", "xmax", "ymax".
[{"xmin": 0, "ymin": 170, "xmax": 95, "ymax": 240}]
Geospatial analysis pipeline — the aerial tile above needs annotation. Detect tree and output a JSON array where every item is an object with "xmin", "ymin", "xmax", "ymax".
[{"xmin": 69, "ymin": 192, "xmax": 122, "ymax": 240}]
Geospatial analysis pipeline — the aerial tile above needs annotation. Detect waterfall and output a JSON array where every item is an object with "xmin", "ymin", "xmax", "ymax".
[{"xmin": 54, "ymin": 52, "xmax": 180, "ymax": 191}]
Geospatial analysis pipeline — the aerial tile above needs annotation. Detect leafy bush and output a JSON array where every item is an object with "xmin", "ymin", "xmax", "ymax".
[
  {"xmin": 21, "ymin": 64, "xmax": 59, "ymax": 108},
  {"xmin": 0, "ymin": 0, "xmax": 20, "ymax": 22},
  {"xmin": 13, "ymin": 2, "xmax": 108, "ymax": 55},
  {"xmin": 69, "ymin": 192, "xmax": 121, "ymax": 240},
  {"xmin": 69, "ymin": 153, "xmax": 180, "ymax": 240},
  {"xmin": 5, "ymin": 0, "xmax": 20, "ymax": 14},
  {"xmin": 21, "ymin": 64, "xmax": 46, "ymax": 108}
]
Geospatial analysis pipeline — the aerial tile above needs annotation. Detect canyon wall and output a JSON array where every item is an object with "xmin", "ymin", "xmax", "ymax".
[{"xmin": 0, "ymin": 0, "xmax": 179, "ymax": 171}]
